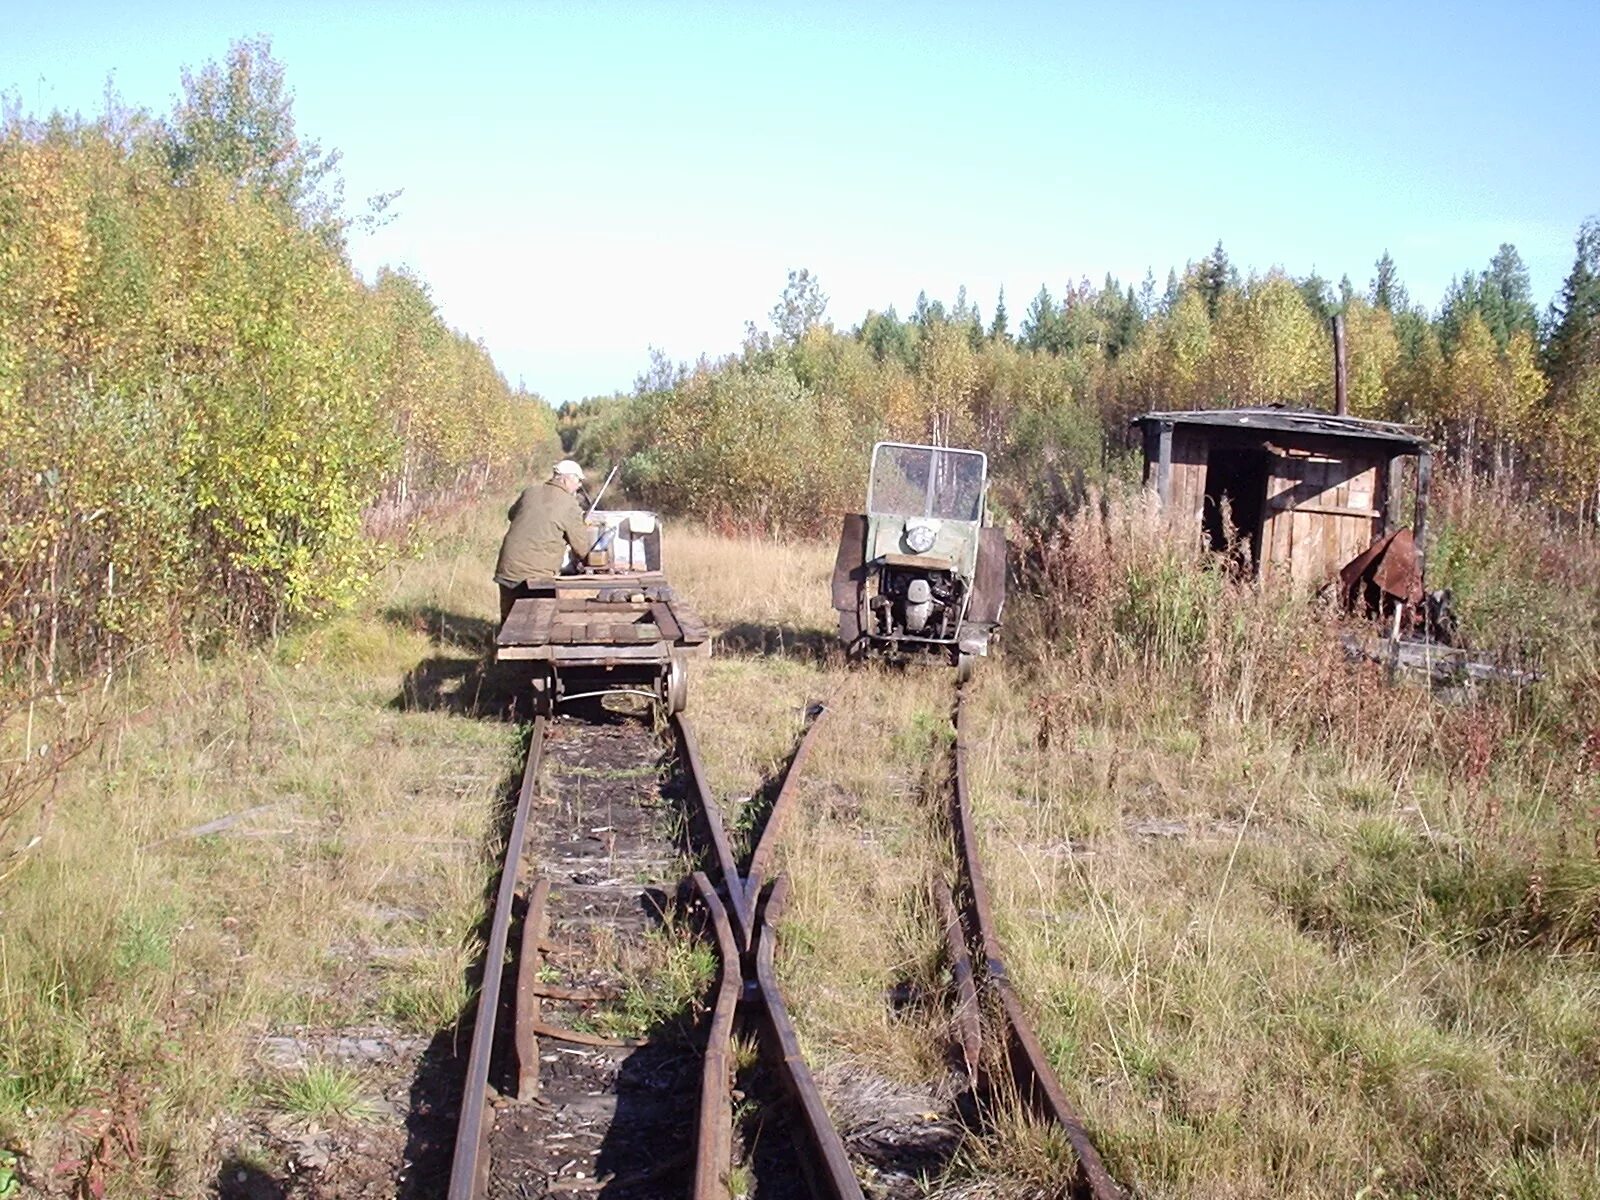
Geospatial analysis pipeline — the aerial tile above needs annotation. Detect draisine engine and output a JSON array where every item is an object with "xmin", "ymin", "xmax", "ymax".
[{"xmin": 831, "ymin": 442, "xmax": 1005, "ymax": 681}]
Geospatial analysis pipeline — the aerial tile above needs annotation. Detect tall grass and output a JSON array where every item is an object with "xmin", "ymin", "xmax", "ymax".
[{"xmin": 962, "ymin": 479, "xmax": 1600, "ymax": 1196}]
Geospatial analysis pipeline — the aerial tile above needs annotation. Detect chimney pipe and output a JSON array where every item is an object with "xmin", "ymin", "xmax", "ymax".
[{"xmin": 1332, "ymin": 314, "xmax": 1348, "ymax": 416}]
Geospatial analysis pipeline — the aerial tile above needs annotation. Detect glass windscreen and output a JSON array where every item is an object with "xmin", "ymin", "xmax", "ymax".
[{"xmin": 868, "ymin": 444, "xmax": 986, "ymax": 521}]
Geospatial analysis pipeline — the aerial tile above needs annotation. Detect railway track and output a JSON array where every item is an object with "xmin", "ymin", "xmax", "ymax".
[{"xmin": 445, "ymin": 685, "xmax": 1124, "ymax": 1199}]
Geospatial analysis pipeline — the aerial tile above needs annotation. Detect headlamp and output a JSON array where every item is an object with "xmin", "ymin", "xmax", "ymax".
[{"xmin": 905, "ymin": 522, "xmax": 937, "ymax": 554}]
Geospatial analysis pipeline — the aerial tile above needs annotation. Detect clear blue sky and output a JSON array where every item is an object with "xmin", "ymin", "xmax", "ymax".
[{"xmin": 6, "ymin": 1, "xmax": 1598, "ymax": 402}]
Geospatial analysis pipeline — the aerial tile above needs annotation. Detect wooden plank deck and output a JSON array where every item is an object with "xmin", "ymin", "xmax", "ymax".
[{"xmin": 498, "ymin": 591, "xmax": 711, "ymax": 653}]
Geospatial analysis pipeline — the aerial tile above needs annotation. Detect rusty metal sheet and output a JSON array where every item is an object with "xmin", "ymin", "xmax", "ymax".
[
  {"xmin": 968, "ymin": 524, "xmax": 1007, "ymax": 626},
  {"xmin": 1339, "ymin": 526, "xmax": 1423, "ymax": 614},
  {"xmin": 832, "ymin": 513, "xmax": 868, "ymax": 611}
]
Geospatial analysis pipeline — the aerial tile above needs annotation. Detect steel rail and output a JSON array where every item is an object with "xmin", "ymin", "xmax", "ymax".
[
  {"xmin": 951, "ymin": 690, "xmax": 1126, "ymax": 1200},
  {"xmin": 933, "ymin": 877, "xmax": 983, "ymax": 1081},
  {"xmin": 672, "ymin": 712, "xmax": 753, "ymax": 950},
  {"xmin": 448, "ymin": 704, "xmax": 860, "ymax": 1200},
  {"xmin": 743, "ymin": 702, "xmax": 828, "ymax": 909},
  {"xmin": 692, "ymin": 871, "xmax": 741, "ymax": 1200},
  {"xmin": 753, "ymin": 877, "xmax": 867, "ymax": 1200},
  {"xmin": 446, "ymin": 715, "xmax": 547, "ymax": 1200}
]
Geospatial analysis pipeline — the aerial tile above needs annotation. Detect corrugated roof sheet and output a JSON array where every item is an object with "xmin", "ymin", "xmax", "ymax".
[{"xmin": 1131, "ymin": 405, "xmax": 1429, "ymax": 450}]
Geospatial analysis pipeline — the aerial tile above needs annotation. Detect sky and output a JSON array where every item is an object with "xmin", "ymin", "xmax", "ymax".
[{"xmin": 5, "ymin": 0, "xmax": 1599, "ymax": 403}]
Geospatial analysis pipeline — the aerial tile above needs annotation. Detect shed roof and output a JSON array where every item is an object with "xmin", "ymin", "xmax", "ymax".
[{"xmin": 1131, "ymin": 405, "xmax": 1429, "ymax": 451}]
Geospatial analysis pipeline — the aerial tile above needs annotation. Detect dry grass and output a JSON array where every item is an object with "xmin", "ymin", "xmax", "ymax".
[
  {"xmin": 958, "ymin": 484, "xmax": 1600, "ymax": 1198},
  {"xmin": 5, "ymin": 496, "xmax": 1597, "ymax": 1198},
  {"xmin": 0, "ymin": 501, "xmax": 520, "ymax": 1195},
  {"xmin": 676, "ymin": 492, "xmax": 1600, "ymax": 1197}
]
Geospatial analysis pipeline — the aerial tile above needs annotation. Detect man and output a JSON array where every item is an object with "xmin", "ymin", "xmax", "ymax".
[{"xmin": 494, "ymin": 459, "xmax": 596, "ymax": 622}]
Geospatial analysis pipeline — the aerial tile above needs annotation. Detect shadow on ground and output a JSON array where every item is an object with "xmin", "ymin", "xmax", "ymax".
[
  {"xmin": 385, "ymin": 604, "xmax": 529, "ymax": 721},
  {"xmin": 216, "ymin": 1160, "xmax": 287, "ymax": 1200},
  {"xmin": 714, "ymin": 621, "xmax": 837, "ymax": 664}
]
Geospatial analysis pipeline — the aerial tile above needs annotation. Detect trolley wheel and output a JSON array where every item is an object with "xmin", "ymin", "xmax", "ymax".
[
  {"xmin": 955, "ymin": 651, "xmax": 976, "ymax": 685},
  {"xmin": 660, "ymin": 655, "xmax": 688, "ymax": 715}
]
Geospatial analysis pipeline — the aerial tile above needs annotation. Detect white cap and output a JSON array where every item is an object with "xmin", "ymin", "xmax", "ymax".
[{"xmin": 553, "ymin": 459, "xmax": 584, "ymax": 478}]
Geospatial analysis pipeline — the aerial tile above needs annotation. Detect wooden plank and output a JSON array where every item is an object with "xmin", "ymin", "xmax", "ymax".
[
  {"xmin": 1156, "ymin": 422, "xmax": 1173, "ymax": 506},
  {"xmin": 649, "ymin": 602, "xmax": 683, "ymax": 642},
  {"xmin": 674, "ymin": 610, "xmax": 710, "ymax": 645},
  {"xmin": 498, "ymin": 597, "xmax": 557, "ymax": 646}
]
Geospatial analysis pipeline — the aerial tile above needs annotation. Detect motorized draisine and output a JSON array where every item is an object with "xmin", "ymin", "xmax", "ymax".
[{"xmin": 831, "ymin": 441, "xmax": 1005, "ymax": 681}]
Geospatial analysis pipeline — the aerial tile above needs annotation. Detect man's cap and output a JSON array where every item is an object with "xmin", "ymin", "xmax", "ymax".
[{"xmin": 553, "ymin": 459, "xmax": 584, "ymax": 478}]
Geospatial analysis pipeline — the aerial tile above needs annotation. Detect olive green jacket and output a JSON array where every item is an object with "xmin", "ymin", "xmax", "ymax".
[{"xmin": 494, "ymin": 481, "xmax": 595, "ymax": 584}]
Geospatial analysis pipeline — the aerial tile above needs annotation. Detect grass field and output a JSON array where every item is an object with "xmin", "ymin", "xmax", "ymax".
[{"xmin": 1, "ymin": 493, "xmax": 1597, "ymax": 1198}]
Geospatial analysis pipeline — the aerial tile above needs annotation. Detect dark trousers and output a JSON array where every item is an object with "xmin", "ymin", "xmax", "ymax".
[{"xmin": 497, "ymin": 580, "xmax": 536, "ymax": 626}]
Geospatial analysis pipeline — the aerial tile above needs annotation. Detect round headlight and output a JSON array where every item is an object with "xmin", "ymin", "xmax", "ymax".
[{"xmin": 906, "ymin": 524, "xmax": 936, "ymax": 554}]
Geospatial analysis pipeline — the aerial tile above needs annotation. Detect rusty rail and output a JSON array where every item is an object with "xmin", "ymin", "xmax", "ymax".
[
  {"xmin": 673, "ymin": 712, "xmax": 754, "ymax": 950},
  {"xmin": 753, "ymin": 877, "xmax": 867, "ymax": 1200},
  {"xmin": 744, "ymin": 702, "xmax": 827, "ymax": 909},
  {"xmin": 693, "ymin": 871, "xmax": 741, "ymax": 1200},
  {"xmin": 446, "ymin": 715, "xmax": 546, "ymax": 1200},
  {"xmin": 933, "ymin": 877, "xmax": 982, "ymax": 1081},
  {"xmin": 448, "ymin": 703, "xmax": 861, "ymax": 1200},
  {"xmin": 950, "ymin": 689, "xmax": 1126, "ymax": 1200},
  {"xmin": 512, "ymin": 875, "xmax": 550, "ymax": 1100}
]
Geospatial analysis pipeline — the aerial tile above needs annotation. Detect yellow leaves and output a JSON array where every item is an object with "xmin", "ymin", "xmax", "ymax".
[
  {"xmin": 1211, "ymin": 273, "xmax": 1329, "ymax": 407},
  {"xmin": 1, "ymin": 117, "xmax": 539, "ymax": 667},
  {"xmin": 1340, "ymin": 299, "xmax": 1401, "ymax": 421}
]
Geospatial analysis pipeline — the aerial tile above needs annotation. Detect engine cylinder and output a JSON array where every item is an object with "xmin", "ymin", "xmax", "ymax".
[{"xmin": 903, "ymin": 577, "xmax": 933, "ymax": 633}]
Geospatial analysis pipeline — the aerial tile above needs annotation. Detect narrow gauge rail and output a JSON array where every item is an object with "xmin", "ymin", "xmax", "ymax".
[
  {"xmin": 446, "ymin": 705, "xmax": 861, "ymax": 1200},
  {"xmin": 941, "ymin": 687, "xmax": 1127, "ymax": 1200}
]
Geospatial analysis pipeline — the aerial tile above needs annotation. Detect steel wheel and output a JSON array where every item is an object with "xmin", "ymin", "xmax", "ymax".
[{"xmin": 661, "ymin": 655, "xmax": 688, "ymax": 715}]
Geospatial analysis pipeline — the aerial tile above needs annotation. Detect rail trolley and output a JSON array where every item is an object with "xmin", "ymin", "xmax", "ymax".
[{"xmin": 495, "ymin": 507, "xmax": 710, "ymax": 713}]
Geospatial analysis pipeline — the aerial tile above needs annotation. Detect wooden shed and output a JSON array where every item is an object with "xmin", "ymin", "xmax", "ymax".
[{"xmin": 1131, "ymin": 406, "xmax": 1432, "ymax": 587}]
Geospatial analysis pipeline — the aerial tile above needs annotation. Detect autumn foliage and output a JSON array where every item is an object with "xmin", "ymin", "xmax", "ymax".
[
  {"xmin": 572, "ymin": 240, "xmax": 1600, "ymax": 535},
  {"xmin": 0, "ymin": 42, "xmax": 553, "ymax": 688}
]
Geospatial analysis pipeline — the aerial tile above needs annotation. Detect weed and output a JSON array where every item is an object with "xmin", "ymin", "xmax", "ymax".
[
  {"xmin": 114, "ymin": 902, "xmax": 182, "ymax": 975},
  {"xmin": 269, "ymin": 1063, "xmax": 373, "ymax": 1122}
]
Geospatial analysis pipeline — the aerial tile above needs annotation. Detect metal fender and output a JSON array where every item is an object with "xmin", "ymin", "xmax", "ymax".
[
  {"xmin": 832, "ymin": 513, "xmax": 868, "ymax": 643},
  {"xmin": 968, "ymin": 524, "xmax": 1007, "ymax": 626}
]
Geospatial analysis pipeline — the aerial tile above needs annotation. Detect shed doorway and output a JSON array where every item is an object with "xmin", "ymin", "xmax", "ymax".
[{"xmin": 1202, "ymin": 447, "xmax": 1270, "ymax": 565}]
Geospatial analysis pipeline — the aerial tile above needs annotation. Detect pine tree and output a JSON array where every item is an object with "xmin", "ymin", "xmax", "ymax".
[
  {"xmin": 1545, "ymin": 219, "xmax": 1600, "ymax": 395},
  {"xmin": 1138, "ymin": 269, "xmax": 1158, "ymax": 317},
  {"xmin": 1481, "ymin": 243, "xmax": 1537, "ymax": 348},
  {"xmin": 1298, "ymin": 272, "xmax": 1334, "ymax": 323},
  {"xmin": 1370, "ymin": 251, "xmax": 1407, "ymax": 311},
  {"xmin": 989, "ymin": 287, "xmax": 1009, "ymax": 342},
  {"xmin": 1021, "ymin": 285, "xmax": 1060, "ymax": 352},
  {"xmin": 1162, "ymin": 268, "xmax": 1182, "ymax": 314},
  {"xmin": 1198, "ymin": 240, "xmax": 1230, "ymax": 319}
]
